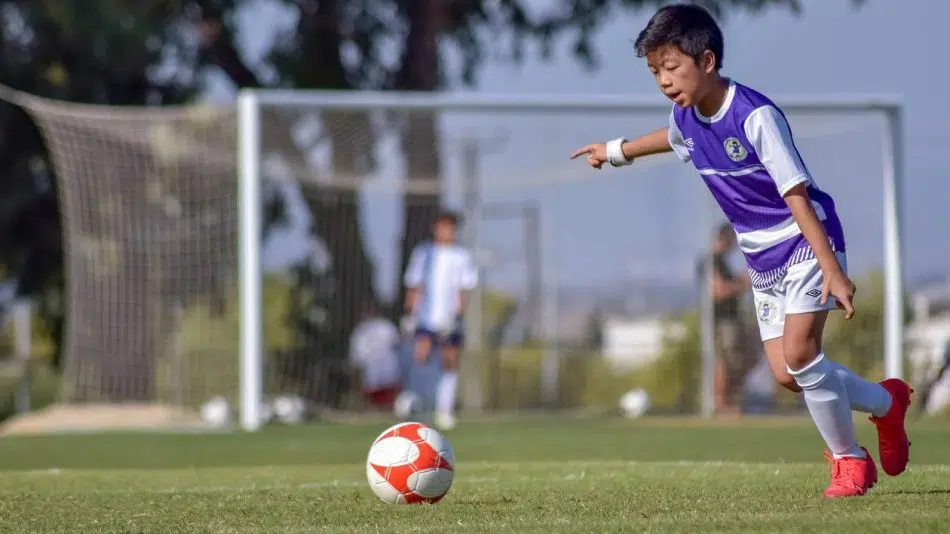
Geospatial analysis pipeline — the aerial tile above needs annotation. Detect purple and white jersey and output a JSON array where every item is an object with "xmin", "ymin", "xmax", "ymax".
[{"xmin": 668, "ymin": 79, "xmax": 846, "ymax": 291}]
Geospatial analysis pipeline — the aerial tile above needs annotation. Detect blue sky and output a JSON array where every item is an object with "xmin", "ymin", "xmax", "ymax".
[{"xmin": 211, "ymin": 0, "xmax": 947, "ymax": 303}]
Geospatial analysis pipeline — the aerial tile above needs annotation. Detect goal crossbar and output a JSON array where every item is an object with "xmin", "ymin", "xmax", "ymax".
[{"xmin": 250, "ymin": 89, "xmax": 902, "ymax": 113}]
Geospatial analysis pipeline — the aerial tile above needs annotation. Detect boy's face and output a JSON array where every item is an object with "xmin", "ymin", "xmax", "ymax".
[
  {"xmin": 433, "ymin": 220, "xmax": 457, "ymax": 243},
  {"xmin": 646, "ymin": 45, "xmax": 717, "ymax": 108}
]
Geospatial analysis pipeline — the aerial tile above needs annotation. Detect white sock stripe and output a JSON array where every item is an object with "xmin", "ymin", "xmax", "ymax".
[{"xmin": 788, "ymin": 353, "xmax": 829, "ymax": 390}]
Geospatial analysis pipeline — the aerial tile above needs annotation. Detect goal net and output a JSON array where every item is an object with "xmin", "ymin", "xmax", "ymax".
[
  {"xmin": 1, "ymin": 88, "xmax": 902, "ymax": 430},
  {"xmin": 1, "ymin": 91, "xmax": 241, "ymax": 431}
]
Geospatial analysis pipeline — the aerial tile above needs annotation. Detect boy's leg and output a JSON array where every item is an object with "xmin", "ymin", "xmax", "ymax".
[
  {"xmin": 753, "ymin": 273, "xmax": 874, "ymax": 498},
  {"xmin": 413, "ymin": 330, "xmax": 434, "ymax": 364},
  {"xmin": 783, "ymin": 310, "xmax": 863, "ymax": 457},
  {"xmin": 763, "ymin": 338, "xmax": 800, "ymax": 394},
  {"xmin": 783, "ymin": 254, "xmax": 911, "ymax": 477},
  {"xmin": 754, "ymin": 289, "xmax": 799, "ymax": 393},
  {"xmin": 783, "ymin": 309, "xmax": 877, "ymax": 497},
  {"xmin": 434, "ymin": 327, "xmax": 463, "ymax": 431},
  {"xmin": 824, "ymin": 360, "xmax": 892, "ymax": 415},
  {"xmin": 766, "ymin": 342, "xmax": 901, "ymax": 415}
]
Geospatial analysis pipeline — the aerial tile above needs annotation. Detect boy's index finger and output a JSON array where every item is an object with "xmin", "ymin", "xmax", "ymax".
[{"xmin": 570, "ymin": 145, "xmax": 593, "ymax": 159}]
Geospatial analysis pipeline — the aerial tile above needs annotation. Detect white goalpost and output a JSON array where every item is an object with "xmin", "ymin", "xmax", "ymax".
[
  {"xmin": 0, "ymin": 85, "xmax": 903, "ymax": 432},
  {"xmin": 235, "ymin": 89, "xmax": 904, "ymax": 429}
]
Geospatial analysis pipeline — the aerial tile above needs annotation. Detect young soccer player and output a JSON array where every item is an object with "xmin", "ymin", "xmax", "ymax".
[
  {"xmin": 403, "ymin": 211, "xmax": 479, "ymax": 430},
  {"xmin": 571, "ymin": 3, "xmax": 912, "ymax": 498}
]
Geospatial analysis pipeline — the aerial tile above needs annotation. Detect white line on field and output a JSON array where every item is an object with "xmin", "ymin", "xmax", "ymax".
[
  {"xmin": 17, "ymin": 459, "xmax": 950, "ymax": 476},
  {"xmin": 16, "ymin": 460, "xmax": 950, "ymax": 482}
]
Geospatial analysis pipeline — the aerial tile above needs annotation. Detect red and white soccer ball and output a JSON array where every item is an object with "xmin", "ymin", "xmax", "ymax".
[{"xmin": 365, "ymin": 421, "xmax": 455, "ymax": 504}]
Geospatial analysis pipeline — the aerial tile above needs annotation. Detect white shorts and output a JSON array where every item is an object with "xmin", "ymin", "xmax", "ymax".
[{"xmin": 752, "ymin": 252, "xmax": 847, "ymax": 341}]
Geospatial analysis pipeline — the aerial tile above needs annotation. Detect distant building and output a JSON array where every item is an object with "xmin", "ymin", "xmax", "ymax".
[
  {"xmin": 907, "ymin": 280, "xmax": 950, "ymax": 414},
  {"xmin": 601, "ymin": 315, "xmax": 686, "ymax": 371}
]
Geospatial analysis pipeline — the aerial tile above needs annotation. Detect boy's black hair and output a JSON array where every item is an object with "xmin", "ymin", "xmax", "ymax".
[
  {"xmin": 434, "ymin": 210, "xmax": 461, "ymax": 227},
  {"xmin": 634, "ymin": 3, "xmax": 724, "ymax": 70}
]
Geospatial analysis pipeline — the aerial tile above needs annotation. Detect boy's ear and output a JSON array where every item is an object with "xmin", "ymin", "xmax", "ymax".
[{"xmin": 702, "ymin": 50, "xmax": 717, "ymax": 74}]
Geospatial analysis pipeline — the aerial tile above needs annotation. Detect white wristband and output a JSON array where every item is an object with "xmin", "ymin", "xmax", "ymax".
[{"xmin": 606, "ymin": 137, "xmax": 632, "ymax": 167}]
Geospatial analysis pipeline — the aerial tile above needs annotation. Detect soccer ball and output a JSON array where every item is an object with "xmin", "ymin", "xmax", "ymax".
[
  {"xmin": 619, "ymin": 388, "xmax": 651, "ymax": 418},
  {"xmin": 200, "ymin": 396, "xmax": 232, "ymax": 428},
  {"xmin": 272, "ymin": 394, "xmax": 307, "ymax": 424},
  {"xmin": 366, "ymin": 421, "xmax": 455, "ymax": 504}
]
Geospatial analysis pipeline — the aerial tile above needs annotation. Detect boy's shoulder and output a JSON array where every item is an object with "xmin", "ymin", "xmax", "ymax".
[
  {"xmin": 417, "ymin": 241, "xmax": 471, "ymax": 257},
  {"xmin": 447, "ymin": 243, "xmax": 473, "ymax": 257},
  {"xmin": 672, "ymin": 80, "xmax": 783, "ymax": 125},
  {"xmin": 412, "ymin": 240, "xmax": 434, "ymax": 252},
  {"xmin": 730, "ymin": 81, "xmax": 782, "ymax": 116}
]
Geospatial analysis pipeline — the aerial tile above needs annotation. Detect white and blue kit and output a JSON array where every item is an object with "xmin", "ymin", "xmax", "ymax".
[{"xmin": 403, "ymin": 241, "xmax": 478, "ymax": 346}]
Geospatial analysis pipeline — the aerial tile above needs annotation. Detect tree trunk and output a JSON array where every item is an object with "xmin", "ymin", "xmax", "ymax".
[{"xmin": 394, "ymin": 0, "xmax": 445, "ymax": 315}]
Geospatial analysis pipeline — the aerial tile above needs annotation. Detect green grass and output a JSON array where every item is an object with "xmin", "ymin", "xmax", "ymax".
[{"xmin": 0, "ymin": 416, "xmax": 948, "ymax": 533}]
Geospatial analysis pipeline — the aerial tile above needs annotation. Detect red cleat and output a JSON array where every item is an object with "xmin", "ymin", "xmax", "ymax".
[
  {"xmin": 870, "ymin": 378, "xmax": 913, "ymax": 476},
  {"xmin": 823, "ymin": 447, "xmax": 877, "ymax": 498}
]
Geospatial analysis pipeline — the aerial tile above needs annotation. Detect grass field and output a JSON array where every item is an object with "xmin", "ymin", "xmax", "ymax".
[{"xmin": 0, "ymin": 415, "xmax": 948, "ymax": 533}]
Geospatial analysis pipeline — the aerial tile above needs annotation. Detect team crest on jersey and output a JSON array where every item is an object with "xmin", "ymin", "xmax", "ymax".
[{"xmin": 723, "ymin": 137, "xmax": 748, "ymax": 162}]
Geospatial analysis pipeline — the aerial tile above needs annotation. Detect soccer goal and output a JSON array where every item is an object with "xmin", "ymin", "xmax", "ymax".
[{"xmin": 0, "ymin": 85, "xmax": 904, "ymax": 432}]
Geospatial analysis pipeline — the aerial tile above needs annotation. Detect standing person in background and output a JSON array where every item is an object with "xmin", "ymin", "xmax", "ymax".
[
  {"xmin": 402, "ymin": 211, "xmax": 479, "ymax": 430},
  {"xmin": 703, "ymin": 222, "xmax": 756, "ymax": 416},
  {"xmin": 348, "ymin": 302, "xmax": 403, "ymax": 411}
]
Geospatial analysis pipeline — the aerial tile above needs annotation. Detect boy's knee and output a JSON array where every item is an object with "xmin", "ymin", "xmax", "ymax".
[
  {"xmin": 782, "ymin": 340, "xmax": 819, "ymax": 371},
  {"xmin": 442, "ymin": 349, "xmax": 459, "ymax": 370}
]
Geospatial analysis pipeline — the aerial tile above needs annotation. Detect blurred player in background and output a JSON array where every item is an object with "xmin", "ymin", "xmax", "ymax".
[
  {"xmin": 402, "ymin": 211, "xmax": 478, "ymax": 430},
  {"xmin": 570, "ymin": 3, "xmax": 912, "ymax": 498},
  {"xmin": 703, "ymin": 222, "xmax": 756, "ymax": 416},
  {"xmin": 348, "ymin": 302, "xmax": 402, "ymax": 411}
]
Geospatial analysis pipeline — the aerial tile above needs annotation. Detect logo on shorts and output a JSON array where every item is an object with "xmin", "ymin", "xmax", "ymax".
[
  {"xmin": 805, "ymin": 288, "xmax": 822, "ymax": 299},
  {"xmin": 723, "ymin": 137, "xmax": 748, "ymax": 162},
  {"xmin": 757, "ymin": 298, "xmax": 777, "ymax": 324}
]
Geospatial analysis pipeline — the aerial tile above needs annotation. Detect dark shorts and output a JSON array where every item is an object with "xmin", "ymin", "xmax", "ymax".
[
  {"xmin": 415, "ymin": 321, "xmax": 465, "ymax": 347},
  {"xmin": 715, "ymin": 320, "xmax": 756, "ymax": 375}
]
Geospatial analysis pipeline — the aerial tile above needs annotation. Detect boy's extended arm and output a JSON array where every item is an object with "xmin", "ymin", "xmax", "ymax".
[
  {"xmin": 619, "ymin": 127, "xmax": 675, "ymax": 161},
  {"xmin": 570, "ymin": 127, "xmax": 675, "ymax": 168}
]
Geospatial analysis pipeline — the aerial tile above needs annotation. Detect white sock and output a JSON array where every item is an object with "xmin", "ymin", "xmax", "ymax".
[
  {"xmin": 789, "ymin": 354, "xmax": 865, "ymax": 459},
  {"xmin": 828, "ymin": 359, "xmax": 893, "ymax": 417},
  {"xmin": 435, "ymin": 371, "xmax": 458, "ymax": 416}
]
